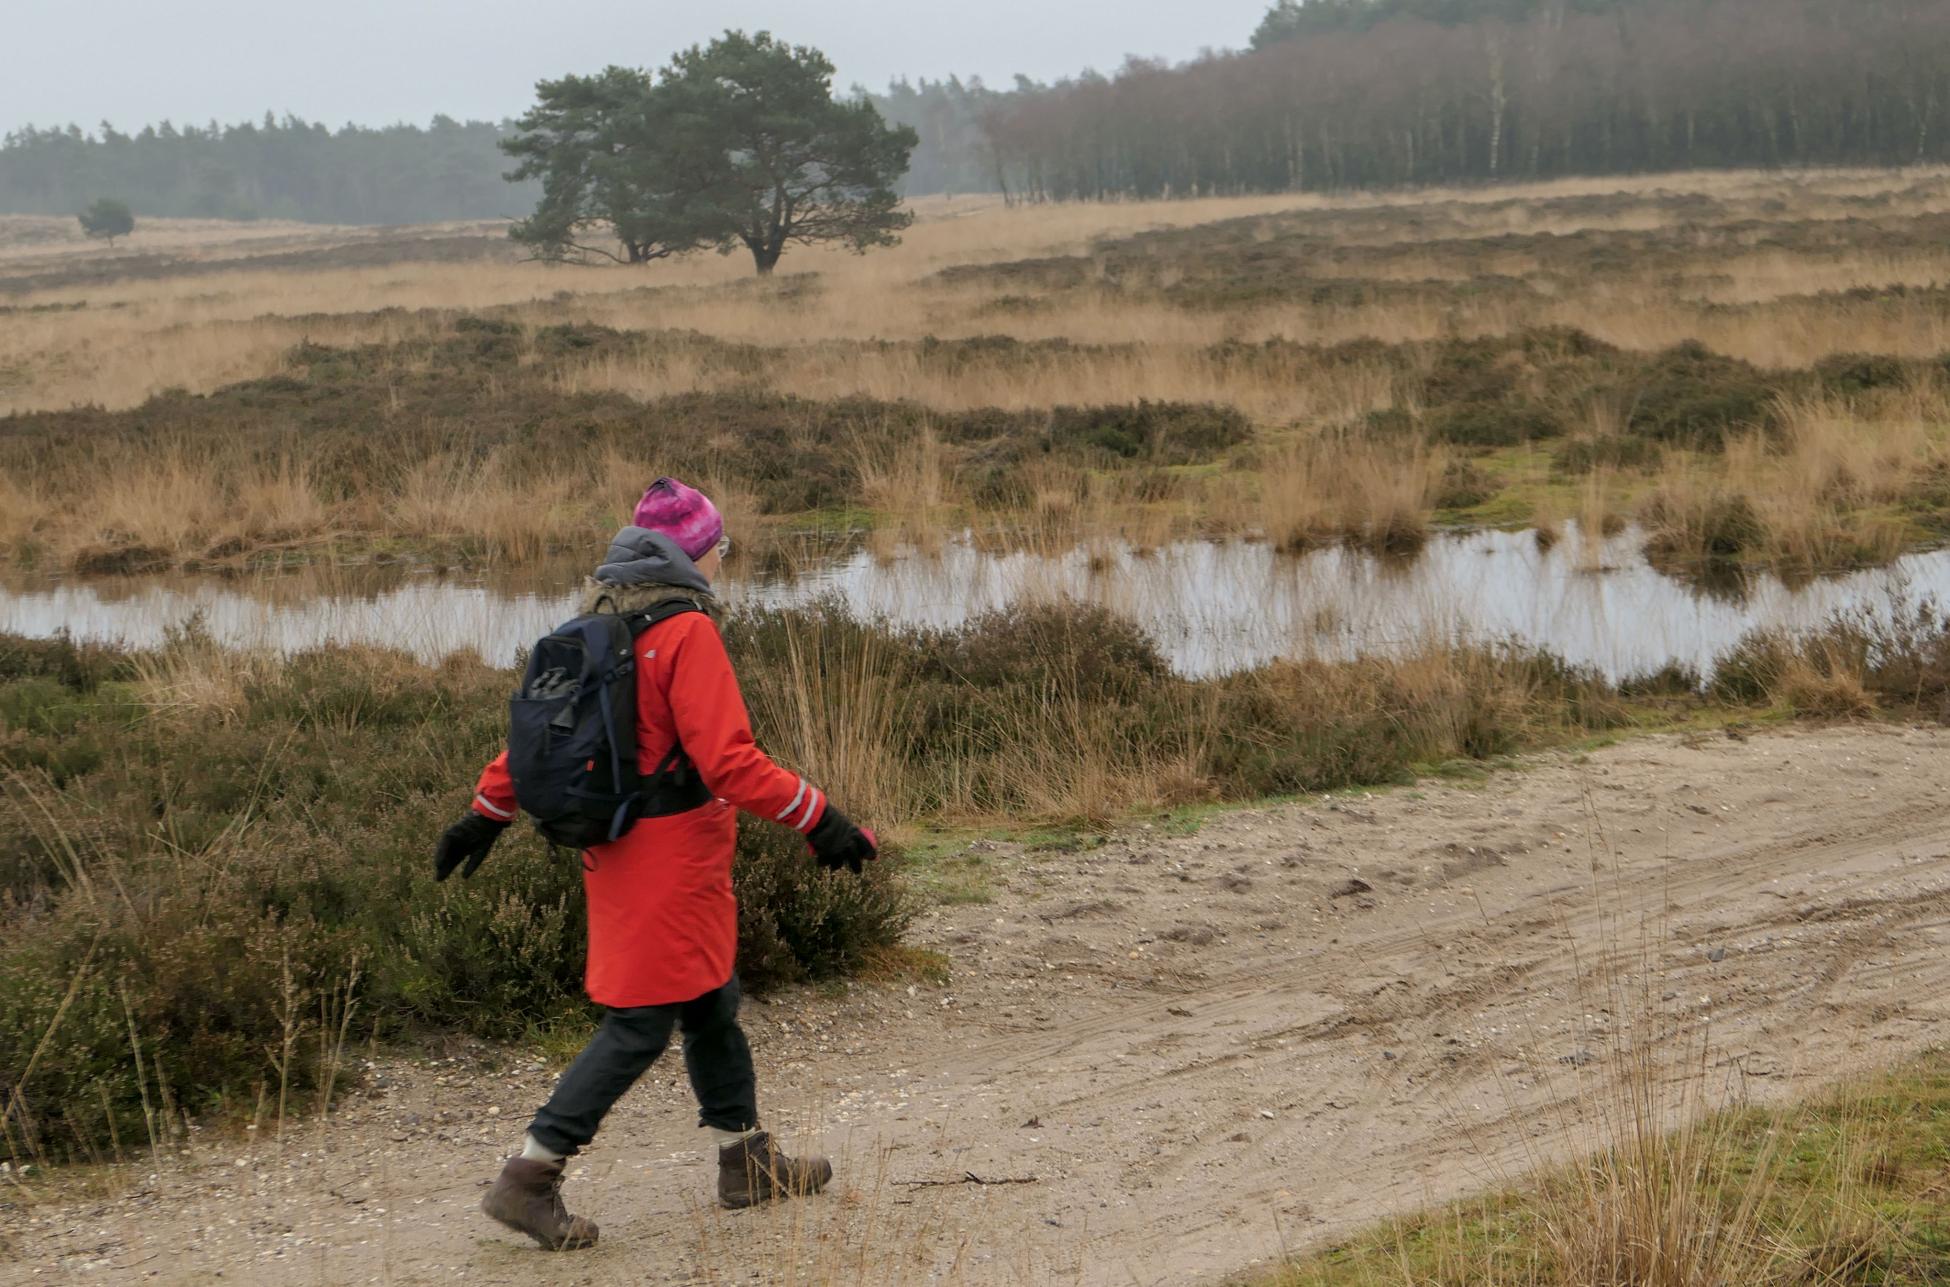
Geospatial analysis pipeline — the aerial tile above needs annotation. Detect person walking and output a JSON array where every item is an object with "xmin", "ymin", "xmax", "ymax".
[{"xmin": 432, "ymin": 477, "xmax": 879, "ymax": 1251}]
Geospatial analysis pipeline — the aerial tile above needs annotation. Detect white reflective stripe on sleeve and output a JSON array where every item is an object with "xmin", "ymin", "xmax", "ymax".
[
  {"xmin": 795, "ymin": 788, "xmax": 824, "ymax": 832},
  {"xmin": 473, "ymin": 794, "xmax": 514, "ymax": 821},
  {"xmin": 775, "ymin": 777, "xmax": 807, "ymax": 821}
]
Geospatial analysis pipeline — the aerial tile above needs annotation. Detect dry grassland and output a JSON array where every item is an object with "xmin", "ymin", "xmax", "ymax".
[{"xmin": 6, "ymin": 168, "xmax": 1950, "ymax": 578}]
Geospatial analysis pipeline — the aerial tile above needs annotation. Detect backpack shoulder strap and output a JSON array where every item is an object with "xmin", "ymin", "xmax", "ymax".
[
  {"xmin": 622, "ymin": 597, "xmax": 706, "ymax": 638},
  {"xmin": 617, "ymin": 597, "xmax": 714, "ymax": 818}
]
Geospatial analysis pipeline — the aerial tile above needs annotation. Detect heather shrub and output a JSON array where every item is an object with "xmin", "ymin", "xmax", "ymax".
[
  {"xmin": 1711, "ymin": 604, "xmax": 1950, "ymax": 718},
  {"xmin": 1434, "ymin": 459, "xmax": 1497, "ymax": 509},
  {"xmin": 1431, "ymin": 400, "xmax": 1563, "ymax": 447},
  {"xmin": 1642, "ymin": 488, "xmax": 1767, "ymax": 564},
  {"xmin": 926, "ymin": 602, "xmax": 1169, "ymax": 698},
  {"xmin": 1554, "ymin": 434, "xmax": 1660, "ymax": 475},
  {"xmin": 732, "ymin": 824, "xmax": 914, "ymax": 991},
  {"xmin": 1813, "ymin": 352, "xmax": 1908, "ymax": 394},
  {"xmin": 1623, "ymin": 342, "xmax": 1783, "ymax": 446},
  {"xmin": 1044, "ymin": 400, "xmax": 1250, "ymax": 464}
]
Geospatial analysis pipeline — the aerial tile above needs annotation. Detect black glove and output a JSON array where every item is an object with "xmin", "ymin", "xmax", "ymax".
[
  {"xmin": 434, "ymin": 812, "xmax": 510, "ymax": 881},
  {"xmin": 806, "ymin": 804, "xmax": 878, "ymax": 875}
]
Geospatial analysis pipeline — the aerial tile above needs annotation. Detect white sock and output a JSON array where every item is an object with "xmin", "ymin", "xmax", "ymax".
[
  {"xmin": 710, "ymin": 1126, "xmax": 760, "ymax": 1149},
  {"xmin": 521, "ymin": 1133, "xmax": 566, "ymax": 1163}
]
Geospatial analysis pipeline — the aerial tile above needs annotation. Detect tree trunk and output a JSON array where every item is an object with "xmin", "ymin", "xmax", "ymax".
[
  {"xmin": 1485, "ymin": 36, "xmax": 1507, "ymax": 179},
  {"xmin": 746, "ymin": 205, "xmax": 787, "ymax": 275}
]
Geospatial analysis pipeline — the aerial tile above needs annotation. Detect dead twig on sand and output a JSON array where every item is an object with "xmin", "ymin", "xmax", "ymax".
[{"xmin": 894, "ymin": 1172, "xmax": 1039, "ymax": 1189}]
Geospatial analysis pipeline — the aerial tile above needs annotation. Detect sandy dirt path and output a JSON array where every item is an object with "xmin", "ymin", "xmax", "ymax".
[{"xmin": 7, "ymin": 723, "xmax": 1950, "ymax": 1285}]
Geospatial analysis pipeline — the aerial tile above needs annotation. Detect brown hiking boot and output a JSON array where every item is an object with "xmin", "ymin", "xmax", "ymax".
[
  {"xmin": 481, "ymin": 1157, "xmax": 599, "ymax": 1251},
  {"xmin": 717, "ymin": 1131, "xmax": 834, "ymax": 1209}
]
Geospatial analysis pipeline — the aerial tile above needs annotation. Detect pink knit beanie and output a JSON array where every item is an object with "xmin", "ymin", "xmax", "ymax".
[{"xmin": 631, "ymin": 477, "xmax": 724, "ymax": 560}]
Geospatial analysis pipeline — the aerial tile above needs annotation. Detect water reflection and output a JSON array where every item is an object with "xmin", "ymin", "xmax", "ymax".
[{"xmin": 4, "ymin": 526, "xmax": 1948, "ymax": 681}]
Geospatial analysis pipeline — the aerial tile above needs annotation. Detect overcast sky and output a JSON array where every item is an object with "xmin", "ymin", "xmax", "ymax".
[{"xmin": 3, "ymin": 1, "xmax": 1272, "ymax": 135}]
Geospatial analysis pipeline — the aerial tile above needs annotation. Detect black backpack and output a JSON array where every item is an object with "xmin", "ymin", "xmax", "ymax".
[{"xmin": 507, "ymin": 600, "xmax": 713, "ymax": 849}]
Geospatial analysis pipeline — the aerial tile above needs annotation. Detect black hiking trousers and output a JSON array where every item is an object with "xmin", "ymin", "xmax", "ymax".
[{"xmin": 525, "ymin": 976, "xmax": 758, "ymax": 1156}]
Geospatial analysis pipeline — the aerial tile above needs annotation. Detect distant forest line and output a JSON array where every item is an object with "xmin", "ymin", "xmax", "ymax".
[
  {"xmin": 2, "ymin": 0, "xmax": 1946, "ymax": 224},
  {"xmin": 993, "ymin": 0, "xmax": 1950, "ymax": 200},
  {"xmin": 0, "ymin": 115, "xmax": 540, "ymax": 225}
]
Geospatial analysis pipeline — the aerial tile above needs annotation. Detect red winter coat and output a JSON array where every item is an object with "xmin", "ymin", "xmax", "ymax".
[{"xmin": 472, "ymin": 611, "xmax": 827, "ymax": 1006}]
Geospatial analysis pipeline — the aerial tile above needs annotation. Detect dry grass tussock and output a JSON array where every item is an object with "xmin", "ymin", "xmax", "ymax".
[
  {"xmin": 1000, "ymin": 459, "xmax": 1187, "ymax": 555},
  {"xmin": 850, "ymin": 423, "xmax": 955, "ymax": 557},
  {"xmin": 1532, "ymin": 466, "xmax": 1629, "ymax": 573},
  {"xmin": 1259, "ymin": 435, "xmax": 1446, "ymax": 555},
  {"xmin": 7, "ymin": 430, "xmax": 668, "ymax": 572},
  {"xmin": 1638, "ymin": 388, "xmax": 1943, "ymax": 575},
  {"xmin": 54, "ymin": 446, "xmax": 336, "ymax": 571},
  {"xmin": 1505, "ymin": 863, "xmax": 1796, "ymax": 1287},
  {"xmin": 736, "ymin": 604, "xmax": 916, "ymax": 822}
]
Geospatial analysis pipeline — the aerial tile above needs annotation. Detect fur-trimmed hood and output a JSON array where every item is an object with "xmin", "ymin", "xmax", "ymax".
[{"xmin": 582, "ymin": 525, "xmax": 718, "ymax": 616}]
